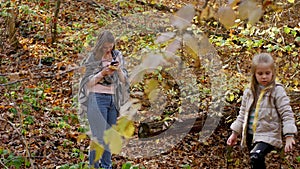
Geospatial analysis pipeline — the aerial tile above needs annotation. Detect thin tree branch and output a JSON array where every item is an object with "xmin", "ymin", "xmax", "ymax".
[
  {"xmin": 0, "ymin": 160, "xmax": 9, "ymax": 169},
  {"xmin": 0, "ymin": 115, "xmax": 35, "ymax": 169}
]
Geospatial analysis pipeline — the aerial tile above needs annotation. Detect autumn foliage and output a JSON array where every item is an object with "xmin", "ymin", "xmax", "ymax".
[{"xmin": 0, "ymin": 0, "xmax": 299, "ymax": 168}]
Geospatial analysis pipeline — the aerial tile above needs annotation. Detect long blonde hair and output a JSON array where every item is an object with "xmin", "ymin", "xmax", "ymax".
[
  {"xmin": 92, "ymin": 30, "xmax": 115, "ymax": 59},
  {"xmin": 250, "ymin": 53, "xmax": 276, "ymax": 101}
]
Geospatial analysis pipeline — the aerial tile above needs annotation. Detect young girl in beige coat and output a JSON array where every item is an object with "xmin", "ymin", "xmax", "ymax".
[{"xmin": 227, "ymin": 53, "xmax": 297, "ymax": 169}]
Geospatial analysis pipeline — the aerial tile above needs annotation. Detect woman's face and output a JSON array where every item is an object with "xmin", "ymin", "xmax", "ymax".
[
  {"xmin": 102, "ymin": 42, "xmax": 114, "ymax": 54},
  {"xmin": 255, "ymin": 63, "xmax": 273, "ymax": 86}
]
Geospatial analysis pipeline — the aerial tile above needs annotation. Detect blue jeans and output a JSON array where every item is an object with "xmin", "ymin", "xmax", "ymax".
[{"xmin": 87, "ymin": 93, "xmax": 118, "ymax": 169}]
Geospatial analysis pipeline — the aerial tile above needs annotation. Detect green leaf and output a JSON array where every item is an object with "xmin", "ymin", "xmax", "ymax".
[
  {"xmin": 11, "ymin": 156, "xmax": 24, "ymax": 169},
  {"xmin": 122, "ymin": 162, "xmax": 132, "ymax": 169},
  {"xmin": 226, "ymin": 92, "xmax": 235, "ymax": 102},
  {"xmin": 284, "ymin": 27, "xmax": 291, "ymax": 34}
]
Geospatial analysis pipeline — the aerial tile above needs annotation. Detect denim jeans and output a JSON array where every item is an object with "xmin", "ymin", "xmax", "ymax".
[{"xmin": 87, "ymin": 92, "xmax": 118, "ymax": 169}]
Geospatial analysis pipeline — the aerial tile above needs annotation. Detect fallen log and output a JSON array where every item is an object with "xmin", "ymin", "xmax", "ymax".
[{"xmin": 138, "ymin": 114, "xmax": 208, "ymax": 138}]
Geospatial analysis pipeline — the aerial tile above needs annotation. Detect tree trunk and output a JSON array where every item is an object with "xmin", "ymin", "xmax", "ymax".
[
  {"xmin": 6, "ymin": 2, "xmax": 19, "ymax": 49},
  {"xmin": 51, "ymin": 0, "xmax": 61, "ymax": 44}
]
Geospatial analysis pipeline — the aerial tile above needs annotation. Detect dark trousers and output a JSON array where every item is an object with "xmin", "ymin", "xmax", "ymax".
[{"xmin": 247, "ymin": 134, "xmax": 274, "ymax": 169}]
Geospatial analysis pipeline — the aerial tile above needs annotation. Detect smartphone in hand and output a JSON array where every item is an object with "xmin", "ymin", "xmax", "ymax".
[
  {"xmin": 109, "ymin": 61, "xmax": 119, "ymax": 70},
  {"xmin": 110, "ymin": 61, "xmax": 119, "ymax": 66}
]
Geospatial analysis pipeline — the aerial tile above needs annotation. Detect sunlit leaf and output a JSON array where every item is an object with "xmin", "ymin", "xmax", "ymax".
[
  {"xmin": 142, "ymin": 53, "xmax": 166, "ymax": 68},
  {"xmin": 104, "ymin": 127, "xmax": 123, "ymax": 154},
  {"xmin": 217, "ymin": 6, "xmax": 236, "ymax": 29},
  {"xmin": 90, "ymin": 139, "xmax": 104, "ymax": 163},
  {"xmin": 198, "ymin": 35, "xmax": 215, "ymax": 57},
  {"xmin": 228, "ymin": 0, "xmax": 240, "ymax": 7},
  {"xmin": 226, "ymin": 93, "xmax": 235, "ymax": 102},
  {"xmin": 148, "ymin": 89, "xmax": 160, "ymax": 104},
  {"xmin": 170, "ymin": 4, "xmax": 195, "ymax": 31},
  {"xmin": 130, "ymin": 53, "xmax": 166, "ymax": 84},
  {"xmin": 183, "ymin": 33, "xmax": 199, "ymax": 59},
  {"xmin": 293, "ymin": 79, "xmax": 298, "ymax": 86},
  {"xmin": 288, "ymin": 0, "xmax": 295, "ymax": 3},
  {"xmin": 284, "ymin": 27, "xmax": 291, "ymax": 34},
  {"xmin": 130, "ymin": 67, "xmax": 146, "ymax": 84},
  {"xmin": 76, "ymin": 134, "xmax": 87, "ymax": 143},
  {"xmin": 248, "ymin": 6, "xmax": 263, "ymax": 25},
  {"xmin": 155, "ymin": 32, "xmax": 176, "ymax": 43},
  {"xmin": 237, "ymin": 1, "xmax": 249, "ymax": 20},
  {"xmin": 116, "ymin": 116, "xmax": 135, "ymax": 138},
  {"xmin": 145, "ymin": 79, "xmax": 159, "ymax": 95},
  {"xmin": 165, "ymin": 37, "xmax": 181, "ymax": 62}
]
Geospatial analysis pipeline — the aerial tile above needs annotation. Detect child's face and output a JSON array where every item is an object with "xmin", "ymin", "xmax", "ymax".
[{"xmin": 255, "ymin": 63, "xmax": 273, "ymax": 86}]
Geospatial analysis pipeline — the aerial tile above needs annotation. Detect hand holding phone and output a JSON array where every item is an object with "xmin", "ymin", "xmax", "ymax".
[
  {"xmin": 108, "ymin": 61, "xmax": 119, "ymax": 70},
  {"xmin": 110, "ymin": 61, "xmax": 119, "ymax": 66}
]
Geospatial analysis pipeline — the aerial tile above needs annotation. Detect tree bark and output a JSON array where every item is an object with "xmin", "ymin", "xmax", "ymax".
[
  {"xmin": 51, "ymin": 0, "xmax": 61, "ymax": 44},
  {"xmin": 6, "ymin": 1, "xmax": 19, "ymax": 49}
]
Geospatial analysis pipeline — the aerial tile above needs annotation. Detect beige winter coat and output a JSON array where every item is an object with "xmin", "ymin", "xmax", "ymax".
[{"xmin": 230, "ymin": 84, "xmax": 297, "ymax": 148}]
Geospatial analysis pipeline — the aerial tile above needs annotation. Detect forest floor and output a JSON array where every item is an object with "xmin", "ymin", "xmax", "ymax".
[{"xmin": 0, "ymin": 0, "xmax": 299, "ymax": 168}]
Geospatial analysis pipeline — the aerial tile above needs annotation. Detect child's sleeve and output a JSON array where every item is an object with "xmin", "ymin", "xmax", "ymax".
[
  {"xmin": 230, "ymin": 89, "xmax": 249, "ymax": 135},
  {"xmin": 275, "ymin": 86, "xmax": 298, "ymax": 136}
]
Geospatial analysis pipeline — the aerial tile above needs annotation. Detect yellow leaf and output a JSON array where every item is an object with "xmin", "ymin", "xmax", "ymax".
[
  {"xmin": 293, "ymin": 79, "xmax": 298, "ymax": 86},
  {"xmin": 183, "ymin": 33, "xmax": 199, "ymax": 59},
  {"xmin": 287, "ymin": 0, "xmax": 295, "ymax": 3},
  {"xmin": 76, "ymin": 134, "xmax": 87, "ymax": 143},
  {"xmin": 23, "ymin": 45, "xmax": 28, "ymax": 50},
  {"xmin": 229, "ymin": 93, "xmax": 235, "ymax": 102},
  {"xmin": 104, "ymin": 127, "xmax": 123, "ymax": 154},
  {"xmin": 90, "ymin": 139, "xmax": 104, "ymax": 163},
  {"xmin": 116, "ymin": 116, "xmax": 135, "ymax": 138},
  {"xmin": 145, "ymin": 79, "xmax": 159, "ymax": 95},
  {"xmin": 120, "ymin": 35, "xmax": 129, "ymax": 42}
]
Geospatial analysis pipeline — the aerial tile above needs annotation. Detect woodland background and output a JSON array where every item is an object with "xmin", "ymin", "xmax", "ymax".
[{"xmin": 0, "ymin": 0, "xmax": 299, "ymax": 169}]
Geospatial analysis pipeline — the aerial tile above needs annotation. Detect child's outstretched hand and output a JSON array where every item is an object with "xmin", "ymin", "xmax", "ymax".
[
  {"xmin": 227, "ymin": 132, "xmax": 238, "ymax": 146},
  {"xmin": 285, "ymin": 136, "xmax": 295, "ymax": 153}
]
